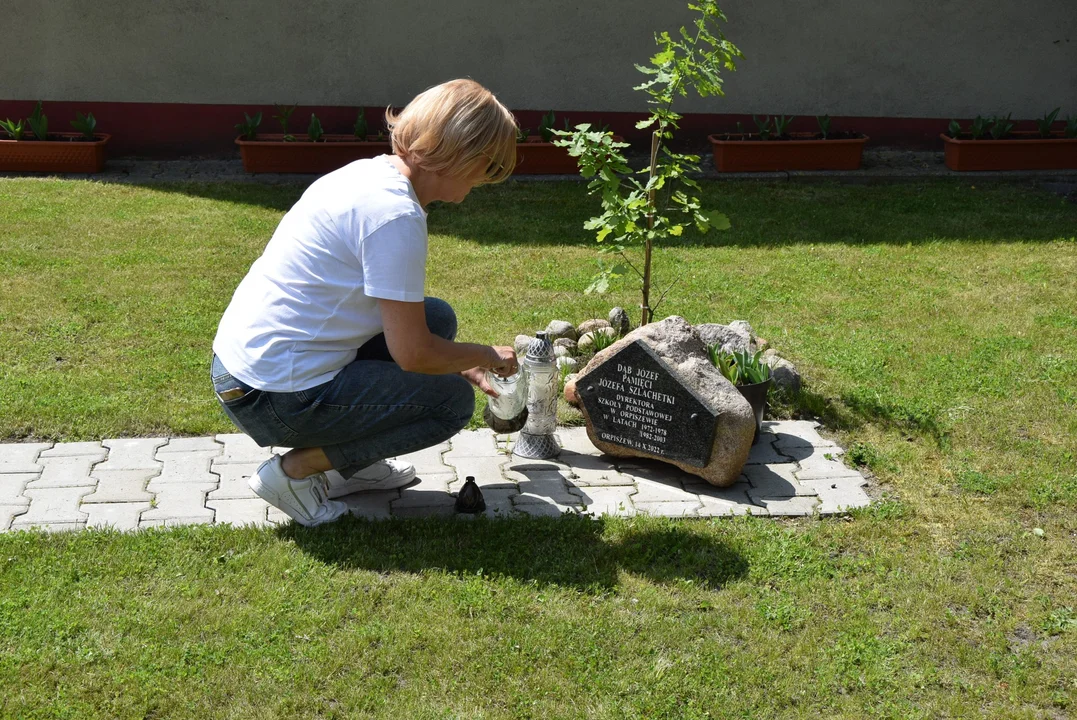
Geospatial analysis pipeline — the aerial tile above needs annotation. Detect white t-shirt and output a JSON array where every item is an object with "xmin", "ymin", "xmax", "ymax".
[{"xmin": 213, "ymin": 155, "xmax": 428, "ymax": 392}]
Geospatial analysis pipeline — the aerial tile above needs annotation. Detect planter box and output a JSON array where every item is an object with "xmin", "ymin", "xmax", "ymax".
[
  {"xmin": 0, "ymin": 133, "xmax": 110, "ymax": 173},
  {"xmin": 941, "ymin": 132, "xmax": 1077, "ymax": 171},
  {"xmin": 514, "ymin": 136, "xmax": 624, "ymax": 175},
  {"xmin": 236, "ymin": 134, "xmax": 392, "ymax": 174},
  {"xmin": 708, "ymin": 133, "xmax": 868, "ymax": 172}
]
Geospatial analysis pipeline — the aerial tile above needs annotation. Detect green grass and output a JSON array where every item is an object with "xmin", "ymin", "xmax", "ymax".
[{"xmin": 1, "ymin": 177, "xmax": 1076, "ymax": 717}]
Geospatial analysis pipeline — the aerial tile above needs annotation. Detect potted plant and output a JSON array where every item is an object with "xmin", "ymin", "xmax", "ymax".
[
  {"xmin": 0, "ymin": 102, "xmax": 110, "ymax": 173},
  {"xmin": 708, "ymin": 114, "xmax": 869, "ymax": 172},
  {"xmin": 708, "ymin": 346, "xmax": 772, "ymax": 444},
  {"xmin": 515, "ymin": 111, "xmax": 625, "ymax": 175},
  {"xmin": 235, "ymin": 104, "xmax": 393, "ymax": 174},
  {"xmin": 941, "ymin": 109, "xmax": 1077, "ymax": 171}
]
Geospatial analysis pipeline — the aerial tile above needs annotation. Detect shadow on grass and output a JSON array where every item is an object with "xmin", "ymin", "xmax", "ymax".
[
  {"xmin": 120, "ymin": 177, "xmax": 1076, "ymax": 249},
  {"xmin": 285, "ymin": 513, "xmax": 749, "ymax": 593}
]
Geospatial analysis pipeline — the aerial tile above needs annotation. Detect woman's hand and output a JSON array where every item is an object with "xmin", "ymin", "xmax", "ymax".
[
  {"xmin": 485, "ymin": 346, "xmax": 518, "ymax": 378},
  {"xmin": 460, "ymin": 367, "xmax": 498, "ymax": 398}
]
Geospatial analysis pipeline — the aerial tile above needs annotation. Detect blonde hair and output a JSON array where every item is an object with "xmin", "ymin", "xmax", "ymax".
[{"xmin": 387, "ymin": 79, "xmax": 518, "ymax": 184}]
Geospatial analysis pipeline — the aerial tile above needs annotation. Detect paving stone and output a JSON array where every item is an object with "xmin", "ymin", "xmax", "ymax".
[
  {"xmin": 0, "ymin": 443, "xmax": 51, "ymax": 473},
  {"xmin": 444, "ymin": 456, "xmax": 513, "ymax": 488},
  {"xmin": 444, "ymin": 429, "xmax": 500, "ymax": 459},
  {"xmin": 214, "ymin": 434, "xmax": 272, "ymax": 465},
  {"xmin": 478, "ymin": 488, "xmax": 520, "ymax": 518},
  {"xmin": 19, "ymin": 487, "xmax": 92, "ymax": 525},
  {"xmin": 207, "ymin": 498, "xmax": 271, "ymax": 527},
  {"xmin": 0, "ymin": 505, "xmax": 29, "ymax": 530},
  {"xmin": 27, "ymin": 456, "xmax": 102, "ymax": 489},
  {"xmin": 140, "ymin": 516, "xmax": 211, "ymax": 529},
  {"xmin": 267, "ymin": 507, "xmax": 291, "ymax": 526},
  {"xmin": 793, "ymin": 452, "xmax": 864, "ymax": 482},
  {"xmin": 770, "ymin": 421, "xmax": 840, "ymax": 450},
  {"xmin": 633, "ymin": 478, "xmax": 701, "ymax": 504},
  {"xmin": 10, "ymin": 522, "xmax": 86, "ymax": 533},
  {"xmin": 207, "ymin": 462, "xmax": 261, "ymax": 500},
  {"xmin": 573, "ymin": 486, "xmax": 638, "ymax": 517},
  {"xmin": 141, "ymin": 483, "xmax": 216, "ymax": 525},
  {"xmin": 744, "ymin": 438, "xmax": 795, "ymax": 465},
  {"xmin": 394, "ymin": 473, "xmax": 455, "ymax": 510},
  {"xmin": 150, "ymin": 455, "xmax": 219, "ymax": 486},
  {"xmin": 99, "ymin": 438, "xmax": 167, "ymax": 470},
  {"xmin": 635, "ymin": 501, "xmax": 701, "ymax": 517},
  {"xmin": 0, "ymin": 474, "xmax": 34, "ymax": 506},
  {"xmin": 555, "ymin": 427, "xmax": 604, "ymax": 456},
  {"xmin": 156, "ymin": 437, "xmax": 223, "ymax": 456},
  {"xmin": 85, "ymin": 502, "xmax": 152, "ymax": 531},
  {"xmin": 82, "ymin": 469, "xmax": 155, "ymax": 503},
  {"xmin": 802, "ymin": 478, "xmax": 871, "ymax": 515},
  {"xmin": 395, "ymin": 442, "xmax": 453, "ymax": 474},
  {"xmin": 696, "ymin": 491, "xmax": 760, "ymax": 517},
  {"xmin": 514, "ymin": 501, "xmax": 582, "ymax": 518},
  {"xmin": 506, "ymin": 469, "xmax": 579, "ymax": 505},
  {"xmin": 750, "ymin": 495, "xmax": 820, "ymax": 516},
  {"xmin": 551, "ymin": 452, "xmax": 631, "ymax": 486},
  {"xmin": 743, "ymin": 463, "xmax": 816, "ymax": 497},
  {"xmin": 393, "ymin": 502, "xmax": 457, "ymax": 519},
  {"xmin": 615, "ymin": 460, "xmax": 689, "ymax": 485},
  {"xmin": 39, "ymin": 442, "xmax": 106, "ymax": 459},
  {"xmin": 341, "ymin": 490, "xmax": 398, "ymax": 520}
]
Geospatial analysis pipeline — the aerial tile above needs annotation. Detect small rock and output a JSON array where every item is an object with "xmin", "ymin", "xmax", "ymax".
[
  {"xmin": 729, "ymin": 320, "xmax": 754, "ymax": 338},
  {"xmin": 577, "ymin": 318, "xmax": 611, "ymax": 336},
  {"xmin": 556, "ymin": 356, "xmax": 579, "ymax": 372},
  {"xmin": 577, "ymin": 327, "xmax": 618, "ymax": 354},
  {"xmin": 514, "ymin": 334, "xmax": 534, "ymax": 355},
  {"xmin": 553, "ymin": 337, "xmax": 578, "ymax": 355},
  {"xmin": 608, "ymin": 307, "xmax": 630, "ymax": 336},
  {"xmin": 545, "ymin": 320, "xmax": 577, "ymax": 342},
  {"xmin": 762, "ymin": 349, "xmax": 801, "ymax": 394},
  {"xmin": 563, "ymin": 374, "xmax": 580, "ymax": 406},
  {"xmin": 554, "ymin": 345, "xmax": 572, "ymax": 358}
]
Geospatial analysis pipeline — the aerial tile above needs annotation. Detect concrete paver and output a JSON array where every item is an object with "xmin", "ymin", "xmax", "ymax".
[{"xmin": 0, "ymin": 421, "xmax": 871, "ymax": 531}]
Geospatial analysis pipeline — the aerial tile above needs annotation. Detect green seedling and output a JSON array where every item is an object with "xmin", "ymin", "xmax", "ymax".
[
  {"xmin": 516, "ymin": 127, "xmax": 530, "ymax": 143},
  {"xmin": 752, "ymin": 115, "xmax": 773, "ymax": 141},
  {"xmin": 0, "ymin": 118, "xmax": 26, "ymax": 140},
  {"xmin": 708, "ymin": 346, "xmax": 771, "ymax": 386},
  {"xmin": 773, "ymin": 115, "xmax": 794, "ymax": 139},
  {"xmin": 234, "ymin": 111, "xmax": 261, "ymax": 140},
  {"xmin": 539, "ymin": 110, "xmax": 557, "ymax": 142},
  {"xmin": 817, "ymin": 115, "xmax": 831, "ymax": 139},
  {"xmin": 1066, "ymin": 115, "xmax": 1077, "ymax": 139},
  {"xmin": 562, "ymin": 116, "xmax": 572, "ymax": 131},
  {"xmin": 1035, "ymin": 107, "xmax": 1060, "ymax": 138},
  {"xmin": 988, "ymin": 113, "xmax": 1013, "ymax": 140},
  {"xmin": 27, "ymin": 101, "xmax": 47, "ymax": 140},
  {"xmin": 273, "ymin": 104, "xmax": 297, "ymax": 142},
  {"xmin": 589, "ymin": 327, "xmax": 616, "ymax": 352},
  {"xmin": 353, "ymin": 110, "xmax": 368, "ymax": 139},
  {"xmin": 947, "ymin": 119, "xmax": 963, "ymax": 139},
  {"xmin": 969, "ymin": 116, "xmax": 989, "ymax": 139},
  {"xmin": 70, "ymin": 112, "xmax": 96, "ymax": 139},
  {"xmin": 307, "ymin": 114, "xmax": 324, "ymax": 142}
]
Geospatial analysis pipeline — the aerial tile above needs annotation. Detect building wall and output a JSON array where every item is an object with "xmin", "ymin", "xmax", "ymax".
[{"xmin": 3, "ymin": 1, "xmax": 1074, "ymax": 154}]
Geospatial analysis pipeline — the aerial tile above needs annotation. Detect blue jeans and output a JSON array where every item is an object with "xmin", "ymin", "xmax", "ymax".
[{"xmin": 211, "ymin": 297, "xmax": 474, "ymax": 478}]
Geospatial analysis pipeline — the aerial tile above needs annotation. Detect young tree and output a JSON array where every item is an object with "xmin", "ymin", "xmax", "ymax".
[{"xmin": 554, "ymin": 1, "xmax": 742, "ymax": 326}]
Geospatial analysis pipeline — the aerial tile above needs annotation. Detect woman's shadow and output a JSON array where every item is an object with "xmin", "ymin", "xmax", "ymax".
[{"xmin": 284, "ymin": 514, "xmax": 748, "ymax": 592}]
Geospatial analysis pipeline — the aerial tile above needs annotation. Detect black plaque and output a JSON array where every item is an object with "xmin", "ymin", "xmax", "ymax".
[{"xmin": 578, "ymin": 340, "xmax": 718, "ymax": 467}]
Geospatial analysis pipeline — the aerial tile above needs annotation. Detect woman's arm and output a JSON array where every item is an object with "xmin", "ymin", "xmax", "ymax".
[{"xmin": 378, "ymin": 299, "xmax": 516, "ymax": 376}]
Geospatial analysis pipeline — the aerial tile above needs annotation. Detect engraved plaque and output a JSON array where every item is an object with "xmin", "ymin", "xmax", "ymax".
[{"xmin": 578, "ymin": 341, "xmax": 719, "ymax": 467}]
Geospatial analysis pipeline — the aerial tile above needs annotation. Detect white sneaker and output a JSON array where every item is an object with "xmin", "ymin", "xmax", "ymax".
[
  {"xmin": 326, "ymin": 459, "xmax": 417, "ymax": 498},
  {"xmin": 248, "ymin": 455, "xmax": 348, "ymax": 527}
]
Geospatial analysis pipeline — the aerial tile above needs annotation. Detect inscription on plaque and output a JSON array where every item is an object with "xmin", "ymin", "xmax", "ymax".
[{"xmin": 579, "ymin": 341, "xmax": 719, "ymax": 467}]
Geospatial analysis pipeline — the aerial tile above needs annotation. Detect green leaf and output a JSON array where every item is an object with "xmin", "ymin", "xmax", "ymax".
[
  {"xmin": 651, "ymin": 49, "xmax": 676, "ymax": 66},
  {"xmin": 668, "ymin": 224, "xmax": 684, "ymax": 236},
  {"xmin": 703, "ymin": 211, "xmax": 731, "ymax": 230}
]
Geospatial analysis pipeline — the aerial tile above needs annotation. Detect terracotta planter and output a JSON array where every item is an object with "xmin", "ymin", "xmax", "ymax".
[
  {"xmin": 708, "ymin": 133, "xmax": 868, "ymax": 172},
  {"xmin": 0, "ymin": 133, "xmax": 110, "ymax": 173},
  {"xmin": 514, "ymin": 136, "xmax": 625, "ymax": 175},
  {"xmin": 236, "ymin": 134, "xmax": 392, "ymax": 174},
  {"xmin": 941, "ymin": 132, "xmax": 1077, "ymax": 171}
]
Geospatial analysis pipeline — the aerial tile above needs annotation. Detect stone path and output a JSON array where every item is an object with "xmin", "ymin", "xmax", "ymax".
[{"xmin": 0, "ymin": 421, "xmax": 870, "ymax": 532}]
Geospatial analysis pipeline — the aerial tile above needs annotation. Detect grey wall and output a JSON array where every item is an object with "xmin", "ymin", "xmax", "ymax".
[{"xmin": 6, "ymin": 0, "xmax": 1076, "ymax": 118}]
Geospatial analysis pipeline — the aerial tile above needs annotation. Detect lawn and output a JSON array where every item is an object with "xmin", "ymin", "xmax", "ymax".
[{"xmin": 1, "ymin": 177, "xmax": 1075, "ymax": 718}]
